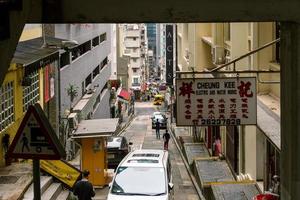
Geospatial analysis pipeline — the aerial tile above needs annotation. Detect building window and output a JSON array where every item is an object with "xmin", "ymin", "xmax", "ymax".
[
  {"xmin": 60, "ymin": 52, "xmax": 70, "ymax": 68},
  {"xmin": 133, "ymin": 77, "xmax": 139, "ymax": 84},
  {"xmin": 100, "ymin": 57, "xmax": 108, "ymax": 70},
  {"xmin": 85, "ymin": 74, "xmax": 92, "ymax": 88},
  {"xmin": 133, "ymin": 69, "xmax": 137, "ymax": 73},
  {"xmin": 0, "ymin": 81, "xmax": 14, "ymax": 131},
  {"xmin": 101, "ymin": 82, "xmax": 108, "ymax": 94},
  {"xmin": 275, "ymin": 22, "xmax": 280, "ymax": 63},
  {"xmin": 100, "ymin": 33, "xmax": 107, "ymax": 43},
  {"xmin": 92, "ymin": 36, "xmax": 100, "ymax": 47},
  {"xmin": 93, "ymin": 94, "xmax": 101, "ymax": 111},
  {"xmin": 93, "ymin": 65, "xmax": 100, "ymax": 79},
  {"xmin": 132, "ymin": 58, "xmax": 137, "ymax": 62},
  {"xmin": 71, "ymin": 40, "xmax": 91, "ymax": 61},
  {"xmin": 23, "ymin": 70, "xmax": 39, "ymax": 113}
]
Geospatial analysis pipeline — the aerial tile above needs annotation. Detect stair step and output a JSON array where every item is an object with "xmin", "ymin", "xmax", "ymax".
[
  {"xmin": 23, "ymin": 176, "xmax": 53, "ymax": 200},
  {"xmin": 41, "ymin": 183, "xmax": 62, "ymax": 200},
  {"xmin": 56, "ymin": 190, "xmax": 70, "ymax": 200}
]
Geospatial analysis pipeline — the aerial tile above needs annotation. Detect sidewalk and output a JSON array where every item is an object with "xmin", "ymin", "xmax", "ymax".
[{"xmin": 0, "ymin": 162, "xmax": 32, "ymax": 200}]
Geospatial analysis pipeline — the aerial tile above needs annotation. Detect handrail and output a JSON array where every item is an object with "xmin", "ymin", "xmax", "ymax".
[{"xmin": 209, "ymin": 38, "xmax": 280, "ymax": 72}]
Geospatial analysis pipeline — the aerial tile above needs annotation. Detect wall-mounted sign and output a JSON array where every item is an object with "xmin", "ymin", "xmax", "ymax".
[
  {"xmin": 176, "ymin": 77, "xmax": 257, "ymax": 126},
  {"xmin": 166, "ymin": 25, "xmax": 174, "ymax": 85}
]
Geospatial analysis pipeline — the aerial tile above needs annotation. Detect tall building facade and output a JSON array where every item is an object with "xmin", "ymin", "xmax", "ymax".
[
  {"xmin": 119, "ymin": 24, "xmax": 147, "ymax": 99},
  {"xmin": 0, "ymin": 24, "xmax": 61, "ymax": 166},
  {"xmin": 53, "ymin": 24, "xmax": 112, "ymax": 121},
  {"xmin": 177, "ymin": 22, "xmax": 280, "ymax": 192}
]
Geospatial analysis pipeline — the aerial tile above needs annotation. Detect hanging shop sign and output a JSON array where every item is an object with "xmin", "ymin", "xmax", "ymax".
[{"xmin": 176, "ymin": 77, "xmax": 257, "ymax": 126}]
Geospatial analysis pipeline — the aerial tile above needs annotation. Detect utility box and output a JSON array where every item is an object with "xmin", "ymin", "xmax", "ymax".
[{"xmin": 72, "ymin": 118, "xmax": 119, "ymax": 187}]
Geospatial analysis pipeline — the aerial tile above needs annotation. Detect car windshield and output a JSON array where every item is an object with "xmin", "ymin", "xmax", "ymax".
[
  {"xmin": 107, "ymin": 137, "xmax": 122, "ymax": 148},
  {"xmin": 111, "ymin": 167, "xmax": 166, "ymax": 195},
  {"xmin": 154, "ymin": 115, "xmax": 165, "ymax": 120}
]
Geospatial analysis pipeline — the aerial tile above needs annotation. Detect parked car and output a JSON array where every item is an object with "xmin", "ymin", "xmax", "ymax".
[
  {"xmin": 152, "ymin": 112, "xmax": 167, "ymax": 129},
  {"xmin": 107, "ymin": 149, "xmax": 174, "ymax": 200},
  {"xmin": 107, "ymin": 136, "xmax": 132, "ymax": 169}
]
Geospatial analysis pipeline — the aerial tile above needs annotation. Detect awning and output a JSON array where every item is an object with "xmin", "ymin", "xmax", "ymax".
[
  {"xmin": 117, "ymin": 89, "xmax": 130, "ymax": 102},
  {"xmin": 72, "ymin": 118, "xmax": 119, "ymax": 139},
  {"xmin": 12, "ymin": 36, "xmax": 77, "ymax": 74}
]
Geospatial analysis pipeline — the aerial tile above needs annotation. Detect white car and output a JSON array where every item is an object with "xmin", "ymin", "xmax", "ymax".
[{"xmin": 107, "ymin": 149, "xmax": 174, "ymax": 200}]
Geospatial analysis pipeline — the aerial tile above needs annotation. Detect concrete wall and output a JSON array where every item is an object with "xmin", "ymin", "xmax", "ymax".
[{"xmin": 55, "ymin": 24, "xmax": 111, "ymax": 118}]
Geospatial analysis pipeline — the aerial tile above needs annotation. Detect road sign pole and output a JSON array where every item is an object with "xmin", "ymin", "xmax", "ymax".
[{"xmin": 33, "ymin": 159, "xmax": 41, "ymax": 200}]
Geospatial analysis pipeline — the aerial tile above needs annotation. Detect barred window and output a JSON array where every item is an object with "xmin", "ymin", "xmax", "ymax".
[
  {"xmin": 0, "ymin": 81, "xmax": 14, "ymax": 131},
  {"xmin": 100, "ymin": 33, "xmax": 107, "ymax": 43},
  {"xmin": 23, "ymin": 70, "xmax": 40, "ymax": 112}
]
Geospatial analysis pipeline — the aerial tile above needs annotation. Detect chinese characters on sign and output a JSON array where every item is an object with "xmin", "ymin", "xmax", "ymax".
[{"xmin": 176, "ymin": 78, "xmax": 257, "ymax": 126}]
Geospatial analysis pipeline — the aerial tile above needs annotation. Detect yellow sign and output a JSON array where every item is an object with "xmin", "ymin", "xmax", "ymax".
[{"xmin": 40, "ymin": 160, "xmax": 81, "ymax": 188}]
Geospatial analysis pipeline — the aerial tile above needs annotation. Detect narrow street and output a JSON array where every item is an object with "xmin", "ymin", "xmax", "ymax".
[{"xmin": 94, "ymin": 101, "xmax": 199, "ymax": 200}]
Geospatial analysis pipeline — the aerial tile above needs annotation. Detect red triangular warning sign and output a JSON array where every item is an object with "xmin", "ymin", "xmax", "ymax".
[{"xmin": 7, "ymin": 104, "xmax": 65, "ymax": 160}]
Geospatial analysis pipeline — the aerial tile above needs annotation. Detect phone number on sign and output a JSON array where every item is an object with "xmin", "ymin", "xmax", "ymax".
[{"xmin": 196, "ymin": 118, "xmax": 241, "ymax": 125}]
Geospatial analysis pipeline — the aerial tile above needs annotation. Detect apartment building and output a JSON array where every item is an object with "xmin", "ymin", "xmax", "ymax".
[
  {"xmin": 119, "ymin": 24, "xmax": 147, "ymax": 99},
  {"xmin": 0, "ymin": 25, "xmax": 61, "ymax": 166},
  {"xmin": 177, "ymin": 22, "xmax": 280, "ymax": 192},
  {"xmin": 52, "ymin": 24, "xmax": 112, "ymax": 121}
]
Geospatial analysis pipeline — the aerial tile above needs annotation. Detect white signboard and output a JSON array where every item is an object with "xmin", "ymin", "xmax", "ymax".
[
  {"xmin": 12, "ymin": 113, "xmax": 56, "ymax": 155},
  {"xmin": 176, "ymin": 77, "xmax": 257, "ymax": 126}
]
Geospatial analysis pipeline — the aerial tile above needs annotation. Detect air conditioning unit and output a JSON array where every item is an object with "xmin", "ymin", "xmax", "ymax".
[
  {"xmin": 185, "ymin": 48, "xmax": 190, "ymax": 60},
  {"xmin": 212, "ymin": 46, "xmax": 226, "ymax": 65},
  {"xmin": 68, "ymin": 113, "xmax": 79, "ymax": 130}
]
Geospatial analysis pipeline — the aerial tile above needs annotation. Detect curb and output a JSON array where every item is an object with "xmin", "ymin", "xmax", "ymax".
[
  {"xmin": 116, "ymin": 114, "xmax": 135, "ymax": 136},
  {"xmin": 168, "ymin": 121, "xmax": 206, "ymax": 200}
]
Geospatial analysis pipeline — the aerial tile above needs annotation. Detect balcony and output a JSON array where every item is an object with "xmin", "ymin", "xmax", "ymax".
[
  {"xmin": 130, "ymin": 51, "xmax": 140, "ymax": 58},
  {"xmin": 125, "ymin": 30, "xmax": 140, "ymax": 38},
  {"xmin": 124, "ymin": 40, "xmax": 140, "ymax": 48}
]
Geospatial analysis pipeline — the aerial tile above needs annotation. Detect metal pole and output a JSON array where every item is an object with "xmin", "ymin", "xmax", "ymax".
[{"xmin": 33, "ymin": 159, "xmax": 41, "ymax": 200}]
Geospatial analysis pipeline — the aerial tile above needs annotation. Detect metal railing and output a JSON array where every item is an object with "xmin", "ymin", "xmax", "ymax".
[{"xmin": 210, "ymin": 38, "xmax": 280, "ymax": 72}]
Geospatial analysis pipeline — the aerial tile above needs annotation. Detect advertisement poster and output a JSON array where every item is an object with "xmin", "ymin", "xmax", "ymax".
[
  {"xmin": 40, "ymin": 160, "xmax": 81, "ymax": 188},
  {"xmin": 176, "ymin": 77, "xmax": 257, "ymax": 126}
]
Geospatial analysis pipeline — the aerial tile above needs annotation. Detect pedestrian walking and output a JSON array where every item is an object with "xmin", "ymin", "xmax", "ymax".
[
  {"xmin": 73, "ymin": 170, "xmax": 95, "ymax": 200},
  {"xmin": 163, "ymin": 129, "xmax": 170, "ymax": 150},
  {"xmin": 155, "ymin": 119, "xmax": 161, "ymax": 139}
]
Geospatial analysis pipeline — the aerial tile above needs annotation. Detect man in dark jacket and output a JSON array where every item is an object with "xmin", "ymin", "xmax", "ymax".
[
  {"xmin": 73, "ymin": 170, "xmax": 95, "ymax": 200},
  {"xmin": 163, "ymin": 129, "xmax": 171, "ymax": 150},
  {"xmin": 155, "ymin": 119, "xmax": 161, "ymax": 139}
]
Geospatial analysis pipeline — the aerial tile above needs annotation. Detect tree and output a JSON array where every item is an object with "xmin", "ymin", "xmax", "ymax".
[{"xmin": 66, "ymin": 84, "xmax": 78, "ymax": 112}]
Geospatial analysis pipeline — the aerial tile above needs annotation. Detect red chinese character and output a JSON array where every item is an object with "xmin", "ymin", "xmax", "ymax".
[
  {"xmin": 185, "ymin": 99, "xmax": 191, "ymax": 104},
  {"xmin": 197, "ymin": 110, "xmax": 203, "ymax": 113},
  {"xmin": 209, "ymin": 110, "xmax": 215, "ymax": 115},
  {"xmin": 230, "ymin": 104, "xmax": 237, "ymax": 109},
  {"xmin": 242, "ymin": 104, "xmax": 248, "ymax": 108},
  {"xmin": 197, "ymin": 115, "xmax": 203, "ymax": 119},
  {"xmin": 197, "ymin": 104, "xmax": 203, "ymax": 108},
  {"xmin": 230, "ymin": 114, "xmax": 237, "ymax": 118},
  {"xmin": 185, "ymin": 115, "xmax": 191, "ymax": 119},
  {"xmin": 242, "ymin": 98, "xmax": 248, "ymax": 103},
  {"xmin": 238, "ymin": 81, "xmax": 253, "ymax": 97},
  {"xmin": 230, "ymin": 98, "xmax": 236, "ymax": 103},
  {"xmin": 242, "ymin": 114, "xmax": 248, "ymax": 118},
  {"xmin": 197, "ymin": 99, "xmax": 203, "ymax": 103},
  {"xmin": 218, "ymin": 104, "xmax": 225, "ymax": 108},
  {"xmin": 219, "ymin": 99, "xmax": 225, "ymax": 103},
  {"xmin": 242, "ymin": 109, "xmax": 249, "ymax": 113},
  {"xmin": 179, "ymin": 82, "xmax": 195, "ymax": 99},
  {"xmin": 230, "ymin": 109, "xmax": 237, "ymax": 113},
  {"xmin": 185, "ymin": 110, "xmax": 192, "ymax": 115},
  {"xmin": 208, "ymin": 104, "xmax": 215, "ymax": 109},
  {"xmin": 219, "ymin": 114, "xmax": 225, "ymax": 119},
  {"xmin": 219, "ymin": 109, "xmax": 225, "ymax": 114},
  {"xmin": 209, "ymin": 99, "xmax": 215, "ymax": 103},
  {"xmin": 185, "ymin": 105, "xmax": 191, "ymax": 109}
]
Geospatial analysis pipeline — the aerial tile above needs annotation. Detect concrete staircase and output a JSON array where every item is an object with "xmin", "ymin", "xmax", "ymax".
[{"xmin": 23, "ymin": 176, "xmax": 70, "ymax": 200}]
